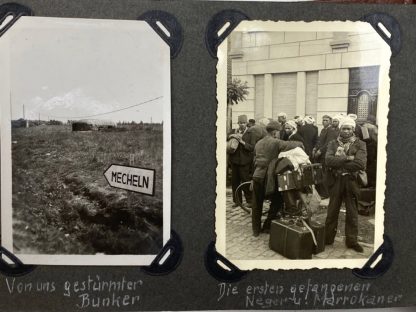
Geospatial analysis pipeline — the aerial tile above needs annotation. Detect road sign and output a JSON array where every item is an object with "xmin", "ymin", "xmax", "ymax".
[{"xmin": 104, "ymin": 164, "xmax": 155, "ymax": 196}]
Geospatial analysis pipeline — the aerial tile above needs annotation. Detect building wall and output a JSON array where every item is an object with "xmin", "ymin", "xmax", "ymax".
[{"xmin": 229, "ymin": 30, "xmax": 386, "ymax": 129}]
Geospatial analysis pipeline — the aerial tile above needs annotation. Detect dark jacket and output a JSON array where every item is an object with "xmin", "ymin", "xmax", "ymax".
[
  {"xmin": 288, "ymin": 132, "xmax": 305, "ymax": 147},
  {"xmin": 316, "ymin": 126, "xmax": 337, "ymax": 159},
  {"xmin": 325, "ymin": 138, "xmax": 367, "ymax": 174},
  {"xmin": 298, "ymin": 124, "xmax": 318, "ymax": 157},
  {"xmin": 253, "ymin": 137, "xmax": 302, "ymax": 180},
  {"xmin": 247, "ymin": 125, "xmax": 268, "ymax": 144},
  {"xmin": 325, "ymin": 138, "xmax": 367, "ymax": 193},
  {"xmin": 228, "ymin": 128, "xmax": 256, "ymax": 166},
  {"xmin": 331, "ymin": 126, "xmax": 340, "ymax": 138}
]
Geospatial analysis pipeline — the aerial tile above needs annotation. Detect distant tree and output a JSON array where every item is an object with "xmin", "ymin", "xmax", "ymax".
[
  {"xmin": 227, "ymin": 78, "xmax": 249, "ymax": 134},
  {"xmin": 47, "ymin": 120, "xmax": 63, "ymax": 125}
]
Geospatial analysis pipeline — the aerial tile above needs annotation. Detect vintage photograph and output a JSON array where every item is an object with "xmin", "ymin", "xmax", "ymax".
[
  {"xmin": 0, "ymin": 17, "xmax": 171, "ymax": 265},
  {"xmin": 216, "ymin": 21, "xmax": 391, "ymax": 270}
]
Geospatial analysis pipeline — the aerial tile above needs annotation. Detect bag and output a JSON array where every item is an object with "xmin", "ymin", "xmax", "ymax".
[
  {"xmin": 357, "ymin": 170, "xmax": 368, "ymax": 187},
  {"xmin": 310, "ymin": 220, "xmax": 326, "ymax": 254},
  {"xmin": 226, "ymin": 138, "xmax": 239, "ymax": 154},
  {"xmin": 307, "ymin": 185, "xmax": 321, "ymax": 215}
]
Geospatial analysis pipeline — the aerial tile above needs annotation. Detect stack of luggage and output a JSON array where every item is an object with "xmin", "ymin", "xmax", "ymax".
[{"xmin": 269, "ymin": 163, "xmax": 326, "ymax": 259}]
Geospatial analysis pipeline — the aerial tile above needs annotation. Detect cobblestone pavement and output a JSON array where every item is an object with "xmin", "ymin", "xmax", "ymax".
[{"xmin": 225, "ymin": 188, "xmax": 375, "ymax": 260}]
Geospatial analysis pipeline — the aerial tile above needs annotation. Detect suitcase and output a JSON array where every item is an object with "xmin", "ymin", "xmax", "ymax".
[
  {"xmin": 358, "ymin": 201, "xmax": 375, "ymax": 216},
  {"xmin": 358, "ymin": 187, "xmax": 376, "ymax": 216},
  {"xmin": 269, "ymin": 218, "xmax": 313, "ymax": 259},
  {"xmin": 277, "ymin": 164, "xmax": 323, "ymax": 191},
  {"xmin": 300, "ymin": 163, "xmax": 323, "ymax": 186},
  {"xmin": 310, "ymin": 220, "xmax": 326, "ymax": 254},
  {"xmin": 358, "ymin": 187, "xmax": 376, "ymax": 203},
  {"xmin": 277, "ymin": 171, "xmax": 301, "ymax": 191}
]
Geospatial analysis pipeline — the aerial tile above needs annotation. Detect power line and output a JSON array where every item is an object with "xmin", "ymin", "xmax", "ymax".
[{"xmin": 45, "ymin": 96, "xmax": 163, "ymax": 119}]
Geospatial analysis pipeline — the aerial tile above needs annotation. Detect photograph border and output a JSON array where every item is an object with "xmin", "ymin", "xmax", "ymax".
[
  {"xmin": 215, "ymin": 20, "xmax": 391, "ymax": 270},
  {"xmin": 0, "ymin": 16, "xmax": 171, "ymax": 266}
]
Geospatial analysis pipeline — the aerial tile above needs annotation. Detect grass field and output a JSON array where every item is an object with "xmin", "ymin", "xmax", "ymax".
[{"xmin": 11, "ymin": 124, "xmax": 163, "ymax": 255}]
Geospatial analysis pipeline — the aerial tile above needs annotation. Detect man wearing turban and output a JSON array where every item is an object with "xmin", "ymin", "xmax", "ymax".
[
  {"xmin": 298, "ymin": 115, "xmax": 318, "ymax": 159},
  {"xmin": 331, "ymin": 114, "xmax": 342, "ymax": 138},
  {"xmin": 277, "ymin": 112, "xmax": 288, "ymax": 140},
  {"xmin": 284, "ymin": 120, "xmax": 305, "ymax": 146},
  {"xmin": 313, "ymin": 115, "xmax": 336, "ymax": 199},
  {"xmin": 325, "ymin": 117, "xmax": 367, "ymax": 252}
]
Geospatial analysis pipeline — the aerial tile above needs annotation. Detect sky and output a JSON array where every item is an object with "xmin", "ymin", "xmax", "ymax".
[{"xmin": 8, "ymin": 17, "xmax": 169, "ymax": 123}]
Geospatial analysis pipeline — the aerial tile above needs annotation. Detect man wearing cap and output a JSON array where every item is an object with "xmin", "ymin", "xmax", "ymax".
[
  {"xmin": 228, "ymin": 114, "xmax": 256, "ymax": 208},
  {"xmin": 325, "ymin": 117, "xmax": 367, "ymax": 252},
  {"xmin": 251, "ymin": 120, "xmax": 303, "ymax": 236},
  {"xmin": 247, "ymin": 117, "xmax": 269, "ymax": 144}
]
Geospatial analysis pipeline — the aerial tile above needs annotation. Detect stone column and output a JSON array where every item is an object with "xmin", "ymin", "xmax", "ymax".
[
  {"xmin": 296, "ymin": 71, "xmax": 306, "ymax": 117},
  {"xmin": 264, "ymin": 73, "xmax": 273, "ymax": 118}
]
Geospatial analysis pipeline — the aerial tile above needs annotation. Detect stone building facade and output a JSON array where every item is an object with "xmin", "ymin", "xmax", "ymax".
[{"xmin": 228, "ymin": 30, "xmax": 387, "ymax": 129}]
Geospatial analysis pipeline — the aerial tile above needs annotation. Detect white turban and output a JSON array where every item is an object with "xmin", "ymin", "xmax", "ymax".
[
  {"xmin": 285, "ymin": 120, "xmax": 297, "ymax": 130},
  {"xmin": 258, "ymin": 117, "xmax": 270, "ymax": 127},
  {"xmin": 278, "ymin": 112, "xmax": 287, "ymax": 118},
  {"xmin": 332, "ymin": 114, "xmax": 343, "ymax": 122},
  {"xmin": 304, "ymin": 115, "xmax": 314, "ymax": 125},
  {"xmin": 340, "ymin": 117, "xmax": 356, "ymax": 129},
  {"xmin": 347, "ymin": 113, "xmax": 358, "ymax": 121}
]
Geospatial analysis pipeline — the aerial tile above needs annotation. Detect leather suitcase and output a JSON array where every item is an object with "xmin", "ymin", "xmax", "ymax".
[
  {"xmin": 300, "ymin": 163, "xmax": 323, "ymax": 186},
  {"xmin": 358, "ymin": 187, "xmax": 376, "ymax": 216},
  {"xmin": 277, "ymin": 164, "xmax": 323, "ymax": 191},
  {"xmin": 310, "ymin": 220, "xmax": 326, "ymax": 254},
  {"xmin": 269, "ymin": 218, "xmax": 313, "ymax": 259},
  {"xmin": 277, "ymin": 171, "xmax": 301, "ymax": 191},
  {"xmin": 359, "ymin": 187, "xmax": 376, "ymax": 202}
]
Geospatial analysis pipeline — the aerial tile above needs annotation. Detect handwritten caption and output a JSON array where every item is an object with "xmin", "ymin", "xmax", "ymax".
[
  {"xmin": 217, "ymin": 279, "xmax": 403, "ymax": 308},
  {"xmin": 4, "ymin": 275, "xmax": 143, "ymax": 309}
]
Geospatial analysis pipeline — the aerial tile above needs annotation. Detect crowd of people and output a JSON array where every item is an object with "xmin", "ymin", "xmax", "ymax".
[{"xmin": 227, "ymin": 112, "xmax": 378, "ymax": 253}]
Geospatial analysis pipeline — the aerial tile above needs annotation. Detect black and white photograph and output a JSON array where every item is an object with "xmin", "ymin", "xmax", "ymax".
[
  {"xmin": 0, "ymin": 17, "xmax": 171, "ymax": 265},
  {"xmin": 216, "ymin": 21, "xmax": 390, "ymax": 270}
]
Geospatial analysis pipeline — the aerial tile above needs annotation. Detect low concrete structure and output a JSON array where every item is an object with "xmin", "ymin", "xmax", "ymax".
[{"xmin": 72, "ymin": 119, "xmax": 117, "ymax": 131}]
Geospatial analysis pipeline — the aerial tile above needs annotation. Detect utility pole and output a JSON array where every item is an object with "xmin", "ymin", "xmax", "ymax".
[{"xmin": 23, "ymin": 104, "xmax": 29, "ymax": 128}]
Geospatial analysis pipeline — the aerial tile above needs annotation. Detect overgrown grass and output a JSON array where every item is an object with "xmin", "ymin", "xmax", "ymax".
[{"xmin": 11, "ymin": 124, "xmax": 163, "ymax": 255}]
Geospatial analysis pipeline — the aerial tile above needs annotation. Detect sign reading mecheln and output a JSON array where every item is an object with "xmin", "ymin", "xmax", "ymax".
[
  {"xmin": 216, "ymin": 21, "xmax": 390, "ymax": 270},
  {"xmin": 104, "ymin": 165, "xmax": 155, "ymax": 195}
]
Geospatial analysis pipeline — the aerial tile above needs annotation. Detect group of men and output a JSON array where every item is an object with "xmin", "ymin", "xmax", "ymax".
[{"xmin": 227, "ymin": 112, "xmax": 378, "ymax": 253}]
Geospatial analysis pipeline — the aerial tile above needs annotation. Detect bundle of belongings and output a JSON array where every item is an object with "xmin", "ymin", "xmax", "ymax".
[
  {"xmin": 266, "ymin": 147, "xmax": 326, "ymax": 259},
  {"xmin": 265, "ymin": 147, "xmax": 322, "ymax": 216}
]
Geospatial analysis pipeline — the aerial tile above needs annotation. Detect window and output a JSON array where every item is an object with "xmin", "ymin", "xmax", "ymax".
[{"xmin": 348, "ymin": 66, "xmax": 379, "ymax": 122}]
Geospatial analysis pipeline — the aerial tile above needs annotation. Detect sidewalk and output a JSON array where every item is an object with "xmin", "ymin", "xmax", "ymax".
[{"xmin": 225, "ymin": 188, "xmax": 375, "ymax": 260}]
